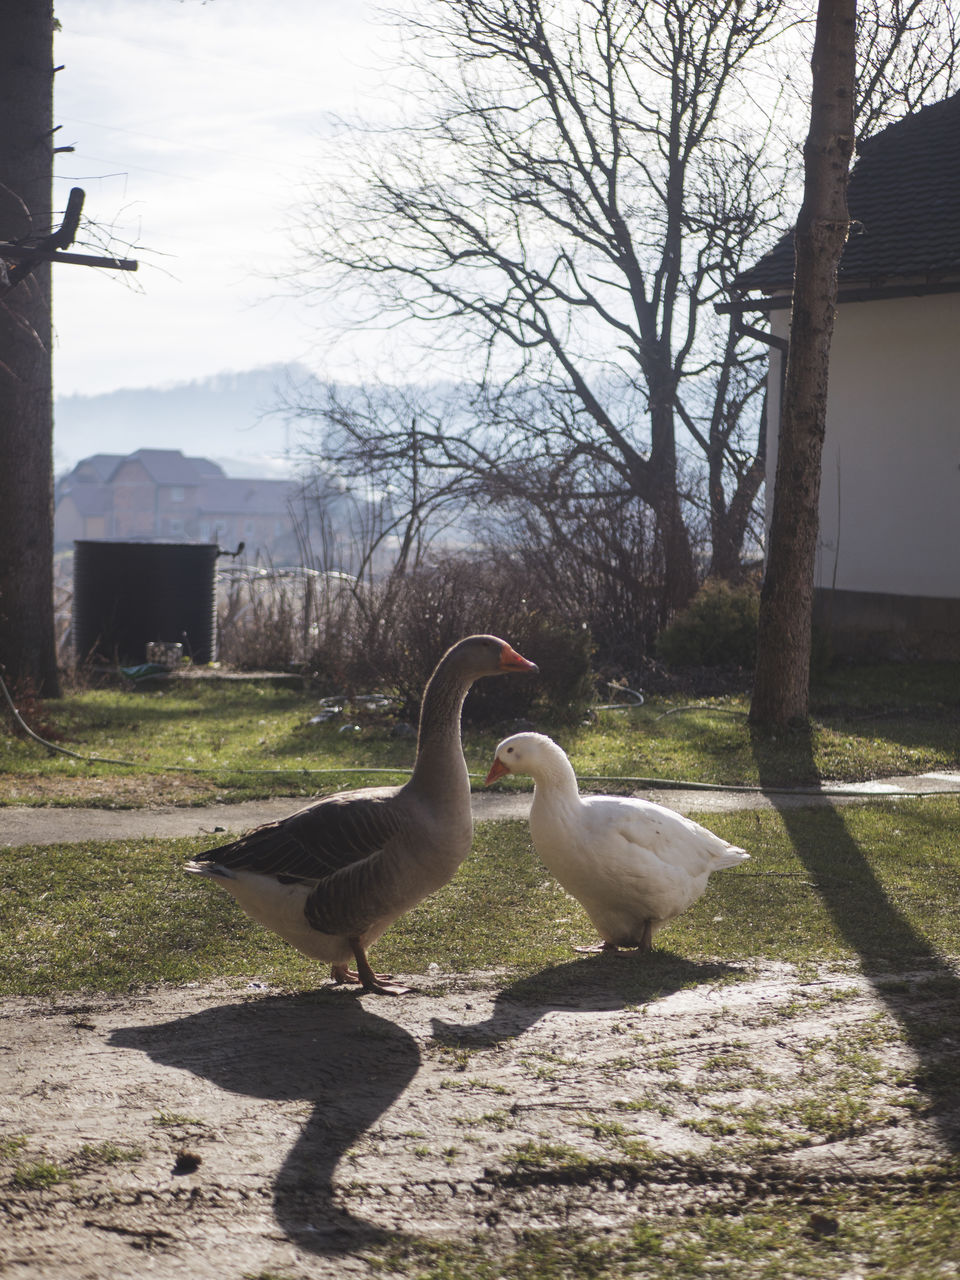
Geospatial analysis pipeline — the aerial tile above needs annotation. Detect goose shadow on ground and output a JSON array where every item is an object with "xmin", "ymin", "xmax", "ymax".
[
  {"xmin": 109, "ymin": 988, "xmax": 419, "ymax": 1255},
  {"xmin": 431, "ymin": 950, "xmax": 745, "ymax": 1047}
]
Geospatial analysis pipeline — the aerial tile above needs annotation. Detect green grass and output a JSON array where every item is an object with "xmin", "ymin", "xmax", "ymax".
[
  {"xmin": 76, "ymin": 1141, "xmax": 144, "ymax": 1166},
  {"xmin": 153, "ymin": 1111, "xmax": 205, "ymax": 1129},
  {"xmin": 0, "ymin": 681, "xmax": 421, "ymax": 805},
  {"xmin": 505, "ymin": 1139, "xmax": 594, "ymax": 1170},
  {"xmin": 363, "ymin": 1181, "xmax": 960, "ymax": 1279},
  {"xmin": 1, "ymin": 661, "xmax": 957, "ymax": 806},
  {"xmin": 3, "ymin": 671, "xmax": 959, "ymax": 1279},
  {"xmin": 1, "ymin": 798, "xmax": 958, "ymax": 996},
  {"xmin": 10, "ymin": 1159, "xmax": 72, "ymax": 1191},
  {"xmin": 0, "ymin": 1138, "xmax": 144, "ymax": 1195}
]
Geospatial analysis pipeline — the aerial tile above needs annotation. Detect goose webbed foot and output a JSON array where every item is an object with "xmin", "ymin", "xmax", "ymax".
[
  {"xmin": 574, "ymin": 921, "xmax": 654, "ymax": 955},
  {"xmin": 331, "ymin": 962, "xmax": 397, "ymax": 986},
  {"xmin": 347, "ymin": 938, "xmax": 416, "ymax": 996},
  {"xmin": 366, "ymin": 976, "xmax": 416, "ymax": 995}
]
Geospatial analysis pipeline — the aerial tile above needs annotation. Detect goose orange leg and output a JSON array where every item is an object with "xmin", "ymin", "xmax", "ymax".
[
  {"xmin": 330, "ymin": 962, "xmax": 400, "ymax": 986},
  {"xmin": 348, "ymin": 937, "xmax": 415, "ymax": 996},
  {"xmin": 331, "ymin": 963, "xmax": 360, "ymax": 984},
  {"xmin": 574, "ymin": 920, "xmax": 654, "ymax": 955}
]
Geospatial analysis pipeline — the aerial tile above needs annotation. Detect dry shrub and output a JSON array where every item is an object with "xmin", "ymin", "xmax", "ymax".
[
  {"xmin": 218, "ymin": 544, "xmax": 717, "ymax": 723},
  {"xmin": 487, "ymin": 488, "xmax": 677, "ymax": 674},
  {"xmin": 305, "ymin": 557, "xmax": 596, "ymax": 725},
  {"xmin": 217, "ymin": 547, "xmax": 708, "ymax": 724},
  {"xmin": 217, "ymin": 567, "xmax": 356, "ymax": 677}
]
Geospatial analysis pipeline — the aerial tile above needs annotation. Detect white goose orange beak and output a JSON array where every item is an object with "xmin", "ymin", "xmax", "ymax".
[{"xmin": 485, "ymin": 756, "xmax": 511, "ymax": 786}]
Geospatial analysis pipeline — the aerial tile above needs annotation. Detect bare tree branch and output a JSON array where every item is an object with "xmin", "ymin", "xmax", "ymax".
[{"xmin": 293, "ymin": 0, "xmax": 958, "ymax": 625}]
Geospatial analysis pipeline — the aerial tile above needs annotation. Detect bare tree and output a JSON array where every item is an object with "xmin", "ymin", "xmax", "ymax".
[
  {"xmin": 298, "ymin": 0, "xmax": 959, "ymax": 626},
  {"xmin": 855, "ymin": 0, "xmax": 958, "ymax": 133},
  {"xmin": 300, "ymin": 0, "xmax": 798, "ymax": 616},
  {"xmin": 0, "ymin": 2, "xmax": 60, "ymax": 698},
  {"xmin": 293, "ymin": 382, "xmax": 495, "ymax": 578},
  {"xmin": 749, "ymin": 0, "xmax": 857, "ymax": 727},
  {"xmin": 0, "ymin": 8, "xmax": 141, "ymax": 701}
]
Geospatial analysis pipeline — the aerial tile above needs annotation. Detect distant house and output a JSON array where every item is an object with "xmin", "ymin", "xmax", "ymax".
[
  {"xmin": 55, "ymin": 448, "xmax": 344, "ymax": 565},
  {"xmin": 735, "ymin": 91, "xmax": 960, "ymax": 659}
]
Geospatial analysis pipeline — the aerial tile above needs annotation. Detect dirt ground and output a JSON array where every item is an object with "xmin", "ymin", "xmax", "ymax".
[
  {"xmin": 4, "ymin": 774, "xmax": 960, "ymax": 1277},
  {"xmin": 3, "ymin": 956, "xmax": 958, "ymax": 1279}
]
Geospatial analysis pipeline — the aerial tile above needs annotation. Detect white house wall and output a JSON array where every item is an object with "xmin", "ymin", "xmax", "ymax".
[{"xmin": 767, "ymin": 291, "xmax": 960, "ymax": 601}]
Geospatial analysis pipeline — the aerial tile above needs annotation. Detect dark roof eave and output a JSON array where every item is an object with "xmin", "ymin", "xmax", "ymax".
[{"xmin": 722, "ymin": 274, "xmax": 960, "ymax": 314}]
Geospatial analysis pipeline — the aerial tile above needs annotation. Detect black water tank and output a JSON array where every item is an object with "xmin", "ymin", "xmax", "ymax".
[{"xmin": 73, "ymin": 541, "xmax": 219, "ymax": 666}]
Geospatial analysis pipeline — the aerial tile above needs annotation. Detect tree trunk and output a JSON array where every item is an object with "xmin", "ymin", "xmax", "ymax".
[
  {"xmin": 0, "ymin": 1, "xmax": 60, "ymax": 697},
  {"xmin": 709, "ymin": 412, "xmax": 767, "ymax": 584},
  {"xmin": 657, "ymin": 482, "xmax": 698, "ymax": 617},
  {"xmin": 648, "ymin": 379, "xmax": 698, "ymax": 617},
  {"xmin": 750, "ymin": 0, "xmax": 856, "ymax": 727}
]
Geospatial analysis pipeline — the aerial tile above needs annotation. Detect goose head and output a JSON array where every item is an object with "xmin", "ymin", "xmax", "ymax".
[
  {"xmin": 410, "ymin": 637, "xmax": 539, "ymax": 786},
  {"xmin": 484, "ymin": 730, "xmax": 557, "ymax": 784},
  {"xmin": 440, "ymin": 634, "xmax": 539, "ymax": 682}
]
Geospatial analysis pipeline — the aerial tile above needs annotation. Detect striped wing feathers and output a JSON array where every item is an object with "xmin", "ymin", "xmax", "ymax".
[{"xmin": 198, "ymin": 793, "xmax": 404, "ymax": 883}]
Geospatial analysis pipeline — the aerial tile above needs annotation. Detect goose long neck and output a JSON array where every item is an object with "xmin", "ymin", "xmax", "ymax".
[
  {"xmin": 532, "ymin": 747, "xmax": 581, "ymax": 807},
  {"xmin": 408, "ymin": 667, "xmax": 471, "ymax": 793}
]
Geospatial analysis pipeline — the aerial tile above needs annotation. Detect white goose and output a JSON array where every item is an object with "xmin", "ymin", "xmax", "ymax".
[
  {"xmin": 485, "ymin": 732, "xmax": 748, "ymax": 953},
  {"xmin": 186, "ymin": 635, "xmax": 537, "ymax": 994}
]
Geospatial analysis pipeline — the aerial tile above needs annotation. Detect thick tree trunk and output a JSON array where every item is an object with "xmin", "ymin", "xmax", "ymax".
[
  {"xmin": 658, "ymin": 483, "xmax": 698, "ymax": 616},
  {"xmin": 648, "ymin": 381, "xmax": 698, "ymax": 616},
  {"xmin": 750, "ymin": 0, "xmax": 856, "ymax": 727},
  {"xmin": 0, "ymin": 1, "xmax": 60, "ymax": 697}
]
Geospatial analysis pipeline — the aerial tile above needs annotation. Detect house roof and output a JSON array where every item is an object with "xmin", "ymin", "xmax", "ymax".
[
  {"xmin": 738, "ymin": 90, "xmax": 960, "ymax": 295},
  {"xmin": 62, "ymin": 449, "xmax": 228, "ymax": 487},
  {"xmin": 70, "ymin": 454, "xmax": 126, "ymax": 483},
  {"xmin": 58, "ymin": 452, "xmax": 299, "ymax": 516},
  {"xmin": 197, "ymin": 477, "xmax": 303, "ymax": 516},
  {"xmin": 122, "ymin": 449, "xmax": 227, "ymax": 485}
]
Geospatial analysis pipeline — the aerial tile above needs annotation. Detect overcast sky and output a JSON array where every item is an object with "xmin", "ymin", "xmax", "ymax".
[{"xmin": 52, "ymin": 0, "xmax": 389, "ymax": 399}]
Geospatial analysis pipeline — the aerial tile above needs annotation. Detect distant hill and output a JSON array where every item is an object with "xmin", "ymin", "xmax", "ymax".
[{"xmin": 53, "ymin": 364, "xmax": 323, "ymax": 479}]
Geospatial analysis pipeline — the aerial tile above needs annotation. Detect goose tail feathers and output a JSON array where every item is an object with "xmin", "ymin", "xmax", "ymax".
[
  {"xmin": 184, "ymin": 860, "xmax": 237, "ymax": 881},
  {"xmin": 715, "ymin": 846, "xmax": 750, "ymax": 870}
]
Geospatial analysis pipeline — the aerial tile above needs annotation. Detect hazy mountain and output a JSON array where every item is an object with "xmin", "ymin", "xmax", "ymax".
[{"xmin": 54, "ymin": 364, "xmax": 324, "ymax": 479}]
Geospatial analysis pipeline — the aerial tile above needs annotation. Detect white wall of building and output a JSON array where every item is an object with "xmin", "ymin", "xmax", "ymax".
[{"xmin": 767, "ymin": 291, "xmax": 960, "ymax": 600}]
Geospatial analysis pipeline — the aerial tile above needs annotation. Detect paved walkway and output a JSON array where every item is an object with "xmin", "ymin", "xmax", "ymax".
[{"xmin": 3, "ymin": 772, "xmax": 960, "ymax": 846}]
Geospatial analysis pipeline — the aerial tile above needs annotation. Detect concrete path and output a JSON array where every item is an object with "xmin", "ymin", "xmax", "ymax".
[{"xmin": 3, "ymin": 772, "xmax": 959, "ymax": 847}]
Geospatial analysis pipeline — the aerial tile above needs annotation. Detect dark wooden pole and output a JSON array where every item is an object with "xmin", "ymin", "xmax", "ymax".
[
  {"xmin": 750, "ymin": 0, "xmax": 857, "ymax": 726},
  {"xmin": 0, "ymin": 0, "xmax": 61, "ymax": 697}
]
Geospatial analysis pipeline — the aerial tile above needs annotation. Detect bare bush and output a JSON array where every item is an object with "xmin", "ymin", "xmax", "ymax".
[
  {"xmin": 481, "ymin": 482, "xmax": 683, "ymax": 672},
  {"xmin": 312, "ymin": 557, "xmax": 595, "ymax": 725},
  {"xmin": 216, "ymin": 553, "xmax": 593, "ymax": 724},
  {"xmin": 216, "ymin": 565, "xmax": 357, "ymax": 683}
]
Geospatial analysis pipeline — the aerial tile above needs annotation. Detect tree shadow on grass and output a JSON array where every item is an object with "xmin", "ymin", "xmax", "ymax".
[
  {"xmin": 110, "ymin": 988, "xmax": 419, "ymax": 1255},
  {"xmin": 431, "ymin": 951, "xmax": 745, "ymax": 1047},
  {"xmin": 750, "ymin": 722, "xmax": 960, "ymax": 1153}
]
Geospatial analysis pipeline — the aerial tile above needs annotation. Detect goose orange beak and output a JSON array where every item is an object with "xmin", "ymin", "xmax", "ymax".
[
  {"xmin": 485, "ymin": 757, "xmax": 510, "ymax": 786},
  {"xmin": 499, "ymin": 643, "xmax": 538, "ymax": 673}
]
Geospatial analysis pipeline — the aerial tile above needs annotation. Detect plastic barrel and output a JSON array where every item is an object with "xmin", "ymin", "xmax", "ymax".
[{"xmin": 73, "ymin": 540, "xmax": 219, "ymax": 666}]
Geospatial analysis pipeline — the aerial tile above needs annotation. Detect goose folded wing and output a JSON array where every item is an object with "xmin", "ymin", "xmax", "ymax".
[
  {"xmin": 598, "ymin": 800, "xmax": 734, "ymax": 866},
  {"xmin": 197, "ymin": 792, "xmax": 404, "ymax": 884},
  {"xmin": 304, "ymin": 853, "xmax": 400, "ymax": 937}
]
